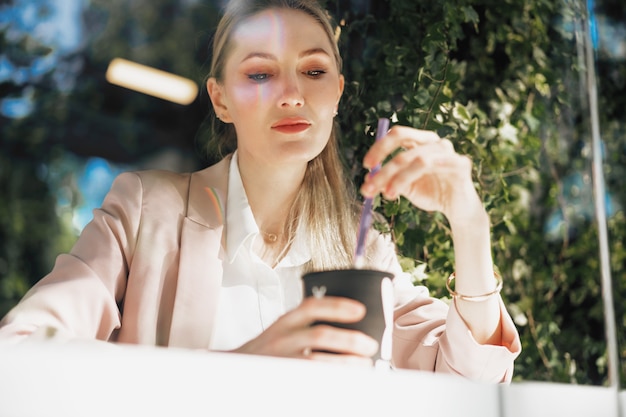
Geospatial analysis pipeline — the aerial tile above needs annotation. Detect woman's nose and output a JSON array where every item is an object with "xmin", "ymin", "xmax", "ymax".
[{"xmin": 278, "ymin": 75, "xmax": 304, "ymax": 108}]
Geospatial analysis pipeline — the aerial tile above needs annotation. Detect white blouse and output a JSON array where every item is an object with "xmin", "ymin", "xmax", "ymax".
[{"xmin": 209, "ymin": 152, "xmax": 311, "ymax": 351}]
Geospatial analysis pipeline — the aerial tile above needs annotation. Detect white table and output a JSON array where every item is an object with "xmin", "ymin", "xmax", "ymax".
[{"xmin": 0, "ymin": 343, "xmax": 620, "ymax": 417}]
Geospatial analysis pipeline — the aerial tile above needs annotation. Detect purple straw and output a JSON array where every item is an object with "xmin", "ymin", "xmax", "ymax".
[{"xmin": 354, "ymin": 117, "xmax": 390, "ymax": 268}]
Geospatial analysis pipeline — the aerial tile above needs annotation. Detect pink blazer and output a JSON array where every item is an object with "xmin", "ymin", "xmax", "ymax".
[{"xmin": 0, "ymin": 155, "xmax": 521, "ymax": 382}]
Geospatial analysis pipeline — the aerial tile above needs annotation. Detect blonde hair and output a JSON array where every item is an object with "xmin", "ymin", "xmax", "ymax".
[{"xmin": 207, "ymin": 0, "xmax": 359, "ymax": 271}]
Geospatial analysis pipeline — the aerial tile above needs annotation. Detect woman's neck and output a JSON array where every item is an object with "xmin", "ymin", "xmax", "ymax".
[{"xmin": 237, "ymin": 152, "xmax": 306, "ymax": 233}]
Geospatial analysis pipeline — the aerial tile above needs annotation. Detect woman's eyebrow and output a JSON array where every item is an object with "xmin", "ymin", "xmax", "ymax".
[
  {"xmin": 299, "ymin": 47, "xmax": 331, "ymax": 59},
  {"xmin": 240, "ymin": 52, "xmax": 276, "ymax": 63},
  {"xmin": 239, "ymin": 48, "xmax": 331, "ymax": 64}
]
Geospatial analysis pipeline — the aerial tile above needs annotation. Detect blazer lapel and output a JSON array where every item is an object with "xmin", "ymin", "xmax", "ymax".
[{"xmin": 168, "ymin": 156, "xmax": 231, "ymax": 348}]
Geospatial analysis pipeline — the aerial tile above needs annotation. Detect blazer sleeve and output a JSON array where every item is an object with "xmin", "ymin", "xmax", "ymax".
[
  {"xmin": 367, "ymin": 232, "xmax": 521, "ymax": 383},
  {"xmin": 0, "ymin": 172, "xmax": 144, "ymax": 344}
]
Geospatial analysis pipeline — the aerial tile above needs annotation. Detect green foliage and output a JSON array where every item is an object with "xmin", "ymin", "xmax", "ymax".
[
  {"xmin": 0, "ymin": 146, "xmax": 72, "ymax": 317},
  {"xmin": 329, "ymin": 0, "xmax": 626, "ymax": 385}
]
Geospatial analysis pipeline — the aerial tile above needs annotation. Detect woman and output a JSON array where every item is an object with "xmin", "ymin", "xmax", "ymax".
[{"xmin": 0, "ymin": 0, "xmax": 520, "ymax": 382}]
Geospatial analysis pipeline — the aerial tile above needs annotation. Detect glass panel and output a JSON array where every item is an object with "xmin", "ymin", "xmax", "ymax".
[
  {"xmin": 0, "ymin": 0, "xmax": 625, "ymax": 388},
  {"xmin": 591, "ymin": 0, "xmax": 626, "ymax": 388}
]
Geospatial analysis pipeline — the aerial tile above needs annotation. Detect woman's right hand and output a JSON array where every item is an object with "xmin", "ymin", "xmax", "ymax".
[{"xmin": 231, "ymin": 296, "xmax": 379, "ymax": 366}]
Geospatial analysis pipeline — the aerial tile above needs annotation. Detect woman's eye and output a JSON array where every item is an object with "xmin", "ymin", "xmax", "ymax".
[
  {"xmin": 247, "ymin": 73, "xmax": 270, "ymax": 82},
  {"xmin": 306, "ymin": 70, "xmax": 326, "ymax": 78}
]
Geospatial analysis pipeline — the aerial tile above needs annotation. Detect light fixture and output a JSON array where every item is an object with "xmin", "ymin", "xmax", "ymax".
[{"xmin": 105, "ymin": 58, "xmax": 198, "ymax": 105}]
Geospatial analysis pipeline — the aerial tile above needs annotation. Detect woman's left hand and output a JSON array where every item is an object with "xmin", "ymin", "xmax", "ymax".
[
  {"xmin": 361, "ymin": 125, "xmax": 504, "ymax": 346},
  {"xmin": 360, "ymin": 125, "xmax": 483, "ymax": 225}
]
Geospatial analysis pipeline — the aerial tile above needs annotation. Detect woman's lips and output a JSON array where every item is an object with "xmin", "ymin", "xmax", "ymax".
[
  {"xmin": 272, "ymin": 123, "xmax": 310, "ymax": 134},
  {"xmin": 271, "ymin": 118, "xmax": 311, "ymax": 134}
]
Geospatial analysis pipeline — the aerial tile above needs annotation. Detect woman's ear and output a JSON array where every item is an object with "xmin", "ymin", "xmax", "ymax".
[
  {"xmin": 206, "ymin": 78, "xmax": 232, "ymax": 122},
  {"xmin": 338, "ymin": 74, "xmax": 345, "ymax": 98},
  {"xmin": 335, "ymin": 74, "xmax": 345, "ymax": 113}
]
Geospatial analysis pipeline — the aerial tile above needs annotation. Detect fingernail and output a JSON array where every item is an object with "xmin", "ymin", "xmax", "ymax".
[
  {"xmin": 384, "ymin": 187, "xmax": 395, "ymax": 199},
  {"xmin": 367, "ymin": 338, "xmax": 380, "ymax": 354},
  {"xmin": 354, "ymin": 302, "xmax": 366, "ymax": 315}
]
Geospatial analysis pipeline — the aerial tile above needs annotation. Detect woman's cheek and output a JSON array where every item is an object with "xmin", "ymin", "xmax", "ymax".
[{"xmin": 232, "ymin": 84, "xmax": 271, "ymax": 110}]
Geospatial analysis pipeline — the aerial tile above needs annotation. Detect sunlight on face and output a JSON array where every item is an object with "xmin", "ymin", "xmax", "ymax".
[
  {"xmin": 215, "ymin": 8, "xmax": 344, "ymax": 167},
  {"xmin": 230, "ymin": 11, "xmax": 287, "ymax": 107}
]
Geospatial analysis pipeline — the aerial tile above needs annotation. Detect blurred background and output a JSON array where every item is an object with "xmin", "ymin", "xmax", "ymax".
[{"xmin": 1, "ymin": 0, "xmax": 625, "ymax": 385}]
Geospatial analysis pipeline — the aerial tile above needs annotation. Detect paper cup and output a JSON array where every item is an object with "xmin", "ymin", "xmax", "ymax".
[{"xmin": 302, "ymin": 268, "xmax": 394, "ymax": 362}]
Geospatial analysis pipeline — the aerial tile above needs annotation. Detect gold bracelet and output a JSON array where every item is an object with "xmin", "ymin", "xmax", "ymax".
[{"xmin": 446, "ymin": 272, "xmax": 503, "ymax": 302}]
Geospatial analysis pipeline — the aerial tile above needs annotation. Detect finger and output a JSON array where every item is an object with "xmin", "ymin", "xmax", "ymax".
[
  {"xmin": 306, "ymin": 324, "xmax": 379, "ymax": 357},
  {"xmin": 386, "ymin": 152, "xmax": 468, "ymax": 191},
  {"xmin": 241, "ymin": 298, "xmax": 368, "ymax": 358},
  {"xmin": 363, "ymin": 126, "xmax": 441, "ymax": 170},
  {"xmin": 284, "ymin": 296, "xmax": 367, "ymax": 328},
  {"xmin": 361, "ymin": 144, "xmax": 444, "ymax": 197}
]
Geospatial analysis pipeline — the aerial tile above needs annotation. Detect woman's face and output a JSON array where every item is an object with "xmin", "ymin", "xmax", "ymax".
[{"xmin": 207, "ymin": 8, "xmax": 344, "ymax": 167}]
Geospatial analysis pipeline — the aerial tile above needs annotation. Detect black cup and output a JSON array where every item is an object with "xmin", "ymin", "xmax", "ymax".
[{"xmin": 302, "ymin": 268, "xmax": 394, "ymax": 361}]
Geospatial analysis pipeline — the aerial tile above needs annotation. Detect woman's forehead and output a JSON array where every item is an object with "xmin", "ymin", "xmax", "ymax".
[{"xmin": 228, "ymin": 8, "xmax": 333, "ymax": 61}]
